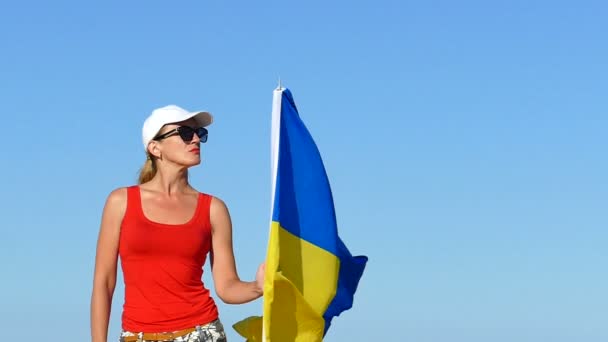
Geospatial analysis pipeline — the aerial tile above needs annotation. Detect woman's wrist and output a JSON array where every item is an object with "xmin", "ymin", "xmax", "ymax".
[{"xmin": 251, "ymin": 280, "xmax": 263, "ymax": 298}]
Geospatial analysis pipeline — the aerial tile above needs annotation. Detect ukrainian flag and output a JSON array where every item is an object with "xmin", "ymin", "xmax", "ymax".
[{"xmin": 234, "ymin": 88, "xmax": 367, "ymax": 341}]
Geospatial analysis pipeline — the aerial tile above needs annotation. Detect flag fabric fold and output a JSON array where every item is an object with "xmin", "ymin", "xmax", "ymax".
[{"xmin": 234, "ymin": 88, "xmax": 367, "ymax": 341}]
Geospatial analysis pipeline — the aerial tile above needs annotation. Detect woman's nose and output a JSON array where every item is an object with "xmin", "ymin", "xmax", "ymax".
[{"xmin": 190, "ymin": 133, "xmax": 200, "ymax": 144}]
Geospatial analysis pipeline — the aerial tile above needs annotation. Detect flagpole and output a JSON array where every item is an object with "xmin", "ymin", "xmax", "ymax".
[{"xmin": 265, "ymin": 84, "xmax": 284, "ymax": 342}]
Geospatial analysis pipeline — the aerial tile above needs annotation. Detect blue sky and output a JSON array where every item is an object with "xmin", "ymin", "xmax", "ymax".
[{"xmin": 0, "ymin": 0, "xmax": 606, "ymax": 341}]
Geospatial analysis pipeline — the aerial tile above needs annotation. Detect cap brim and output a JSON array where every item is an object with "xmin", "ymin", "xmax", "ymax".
[{"xmin": 190, "ymin": 111, "xmax": 213, "ymax": 127}]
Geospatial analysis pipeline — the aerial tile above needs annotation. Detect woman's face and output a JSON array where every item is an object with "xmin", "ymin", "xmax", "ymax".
[{"xmin": 152, "ymin": 118, "xmax": 203, "ymax": 167}]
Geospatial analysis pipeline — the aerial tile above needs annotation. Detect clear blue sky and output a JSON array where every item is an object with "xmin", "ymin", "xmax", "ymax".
[{"xmin": 0, "ymin": 0, "xmax": 606, "ymax": 341}]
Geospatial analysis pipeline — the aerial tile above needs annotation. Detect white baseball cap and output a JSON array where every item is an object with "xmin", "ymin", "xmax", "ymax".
[{"xmin": 142, "ymin": 105, "xmax": 213, "ymax": 150}]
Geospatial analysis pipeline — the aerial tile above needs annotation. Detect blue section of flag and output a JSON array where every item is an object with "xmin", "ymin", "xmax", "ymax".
[
  {"xmin": 272, "ymin": 88, "xmax": 340, "ymax": 255},
  {"xmin": 272, "ymin": 88, "xmax": 368, "ymax": 335},
  {"xmin": 323, "ymin": 240, "xmax": 368, "ymax": 333}
]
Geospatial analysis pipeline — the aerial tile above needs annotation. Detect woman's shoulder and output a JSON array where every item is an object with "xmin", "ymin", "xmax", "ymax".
[
  {"xmin": 107, "ymin": 186, "xmax": 129, "ymax": 200},
  {"xmin": 192, "ymin": 187, "xmax": 218, "ymax": 201},
  {"xmin": 190, "ymin": 189, "xmax": 227, "ymax": 213},
  {"xmin": 102, "ymin": 187, "xmax": 130, "ymax": 214},
  {"xmin": 194, "ymin": 190, "xmax": 222, "ymax": 204}
]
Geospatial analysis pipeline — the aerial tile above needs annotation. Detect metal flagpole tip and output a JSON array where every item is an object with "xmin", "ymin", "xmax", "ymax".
[{"xmin": 276, "ymin": 76, "xmax": 283, "ymax": 91}]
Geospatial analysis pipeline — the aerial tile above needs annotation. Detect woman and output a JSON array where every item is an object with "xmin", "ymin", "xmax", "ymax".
[{"xmin": 91, "ymin": 105, "xmax": 264, "ymax": 342}]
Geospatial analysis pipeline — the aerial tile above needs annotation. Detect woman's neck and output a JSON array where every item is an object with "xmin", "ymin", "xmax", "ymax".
[{"xmin": 148, "ymin": 167, "xmax": 191, "ymax": 195}]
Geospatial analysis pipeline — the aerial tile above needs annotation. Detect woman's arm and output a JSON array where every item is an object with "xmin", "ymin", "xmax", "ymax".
[
  {"xmin": 91, "ymin": 188, "xmax": 126, "ymax": 342},
  {"xmin": 210, "ymin": 197, "xmax": 264, "ymax": 304}
]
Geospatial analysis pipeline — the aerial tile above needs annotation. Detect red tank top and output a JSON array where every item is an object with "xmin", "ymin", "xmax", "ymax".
[{"xmin": 118, "ymin": 186, "xmax": 219, "ymax": 332}]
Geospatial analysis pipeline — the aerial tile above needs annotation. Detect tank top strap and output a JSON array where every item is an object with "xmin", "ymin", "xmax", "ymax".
[
  {"xmin": 125, "ymin": 185, "xmax": 143, "ymax": 221},
  {"xmin": 193, "ymin": 192, "xmax": 213, "ymax": 229}
]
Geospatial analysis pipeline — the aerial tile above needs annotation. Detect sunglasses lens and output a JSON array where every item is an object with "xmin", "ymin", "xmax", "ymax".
[
  {"xmin": 178, "ymin": 127, "xmax": 196, "ymax": 141},
  {"xmin": 197, "ymin": 127, "xmax": 208, "ymax": 143}
]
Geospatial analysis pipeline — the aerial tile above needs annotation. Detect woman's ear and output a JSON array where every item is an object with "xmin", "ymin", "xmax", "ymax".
[{"xmin": 148, "ymin": 141, "xmax": 162, "ymax": 160}]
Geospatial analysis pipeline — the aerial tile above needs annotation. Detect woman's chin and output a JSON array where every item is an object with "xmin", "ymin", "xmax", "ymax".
[{"xmin": 176, "ymin": 156, "xmax": 201, "ymax": 168}]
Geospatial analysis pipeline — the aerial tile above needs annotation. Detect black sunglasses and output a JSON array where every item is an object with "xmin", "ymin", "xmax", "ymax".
[{"xmin": 154, "ymin": 126, "xmax": 208, "ymax": 143}]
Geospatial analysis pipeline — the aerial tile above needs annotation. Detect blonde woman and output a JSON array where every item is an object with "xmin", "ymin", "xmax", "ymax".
[{"xmin": 91, "ymin": 105, "xmax": 264, "ymax": 342}]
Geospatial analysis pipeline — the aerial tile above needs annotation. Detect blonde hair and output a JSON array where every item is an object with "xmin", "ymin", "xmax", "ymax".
[{"xmin": 138, "ymin": 154, "xmax": 157, "ymax": 184}]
